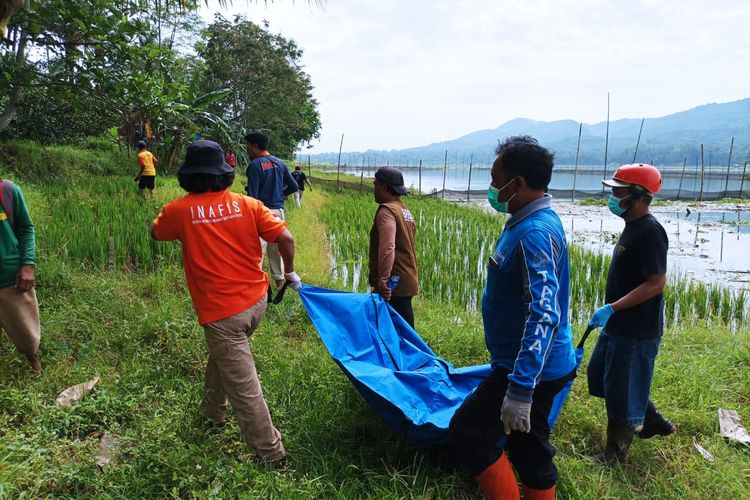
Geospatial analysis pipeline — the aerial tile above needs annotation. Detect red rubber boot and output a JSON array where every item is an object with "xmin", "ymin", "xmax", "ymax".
[{"xmin": 474, "ymin": 453, "xmax": 520, "ymax": 500}]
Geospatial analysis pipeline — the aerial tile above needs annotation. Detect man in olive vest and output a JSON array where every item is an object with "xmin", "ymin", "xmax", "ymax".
[{"xmin": 368, "ymin": 167, "xmax": 419, "ymax": 329}]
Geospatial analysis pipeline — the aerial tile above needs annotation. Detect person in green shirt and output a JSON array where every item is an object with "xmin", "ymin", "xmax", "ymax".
[{"xmin": 0, "ymin": 178, "xmax": 41, "ymax": 377}]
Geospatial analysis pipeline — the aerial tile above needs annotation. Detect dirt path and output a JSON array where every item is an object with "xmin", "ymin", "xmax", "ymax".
[{"xmin": 282, "ymin": 189, "xmax": 334, "ymax": 286}]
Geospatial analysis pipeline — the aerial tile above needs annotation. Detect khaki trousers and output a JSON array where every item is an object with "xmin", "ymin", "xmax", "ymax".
[
  {"xmin": 0, "ymin": 286, "xmax": 41, "ymax": 357},
  {"xmin": 203, "ymin": 296, "xmax": 285, "ymax": 461},
  {"xmin": 260, "ymin": 208, "xmax": 285, "ymax": 281}
]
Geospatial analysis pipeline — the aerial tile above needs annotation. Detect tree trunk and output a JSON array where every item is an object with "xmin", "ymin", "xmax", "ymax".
[
  {"xmin": 0, "ymin": 29, "xmax": 28, "ymax": 134},
  {"xmin": 0, "ymin": 0, "xmax": 25, "ymax": 39},
  {"xmin": 166, "ymin": 128, "xmax": 183, "ymax": 172}
]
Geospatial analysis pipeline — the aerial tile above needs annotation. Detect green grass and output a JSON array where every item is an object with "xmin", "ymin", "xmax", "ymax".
[
  {"xmin": 0, "ymin": 151, "xmax": 749, "ymax": 497},
  {"xmin": 577, "ymin": 198, "xmax": 750, "ymax": 207},
  {"xmin": 689, "ymin": 198, "xmax": 750, "ymax": 206},
  {"xmin": 0, "ymin": 139, "xmax": 134, "ymax": 181},
  {"xmin": 578, "ymin": 197, "xmax": 608, "ymax": 206}
]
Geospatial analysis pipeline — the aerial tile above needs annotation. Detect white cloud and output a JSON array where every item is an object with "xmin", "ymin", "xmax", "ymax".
[{"xmin": 201, "ymin": 0, "xmax": 750, "ymax": 152}]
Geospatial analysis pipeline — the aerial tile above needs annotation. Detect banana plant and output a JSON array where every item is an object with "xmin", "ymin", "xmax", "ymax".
[{"xmin": 160, "ymin": 84, "xmax": 233, "ymax": 170}]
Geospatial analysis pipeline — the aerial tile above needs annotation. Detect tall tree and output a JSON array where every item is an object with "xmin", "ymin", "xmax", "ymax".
[
  {"xmin": 197, "ymin": 16, "xmax": 321, "ymax": 158},
  {"xmin": 0, "ymin": 1, "xmax": 208, "ymax": 136},
  {"xmin": 1, "ymin": 1, "xmax": 149, "ymax": 133},
  {"xmin": 2, "ymin": 3, "xmax": 321, "ymax": 166}
]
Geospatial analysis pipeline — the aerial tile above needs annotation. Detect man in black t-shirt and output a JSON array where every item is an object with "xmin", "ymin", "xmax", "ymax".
[
  {"xmin": 586, "ymin": 163, "xmax": 676, "ymax": 464},
  {"xmin": 291, "ymin": 165, "xmax": 312, "ymax": 208}
]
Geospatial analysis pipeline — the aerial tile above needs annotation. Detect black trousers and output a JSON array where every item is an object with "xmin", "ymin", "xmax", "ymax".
[
  {"xmin": 388, "ymin": 296, "xmax": 414, "ymax": 329},
  {"xmin": 448, "ymin": 366, "xmax": 573, "ymax": 489}
]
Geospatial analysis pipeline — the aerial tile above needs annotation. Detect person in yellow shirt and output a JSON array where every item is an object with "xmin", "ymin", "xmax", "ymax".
[{"xmin": 135, "ymin": 141, "xmax": 158, "ymax": 197}]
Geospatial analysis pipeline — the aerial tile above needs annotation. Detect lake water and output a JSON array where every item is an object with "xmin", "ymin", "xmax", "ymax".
[
  {"xmin": 472, "ymin": 199, "xmax": 750, "ymax": 293},
  {"xmin": 332, "ymin": 165, "xmax": 749, "ymax": 200},
  {"xmin": 555, "ymin": 202, "xmax": 750, "ymax": 293}
]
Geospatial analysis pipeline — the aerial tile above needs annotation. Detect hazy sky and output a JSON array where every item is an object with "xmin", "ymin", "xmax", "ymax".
[{"xmin": 201, "ymin": 0, "xmax": 750, "ymax": 153}]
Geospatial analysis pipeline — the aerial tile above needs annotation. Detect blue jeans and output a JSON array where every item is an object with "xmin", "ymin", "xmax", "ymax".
[{"xmin": 587, "ymin": 329, "xmax": 661, "ymax": 426}]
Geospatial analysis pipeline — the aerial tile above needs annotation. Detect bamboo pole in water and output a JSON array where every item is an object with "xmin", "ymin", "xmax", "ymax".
[
  {"xmin": 418, "ymin": 159, "xmax": 422, "ymax": 195},
  {"xmin": 699, "ymin": 144, "xmax": 705, "ymax": 202},
  {"xmin": 336, "ymin": 133, "xmax": 344, "ymax": 191},
  {"xmin": 677, "ymin": 157, "xmax": 687, "ymax": 200},
  {"xmin": 442, "ymin": 150, "xmax": 448, "ymax": 200},
  {"xmin": 723, "ymin": 137, "xmax": 734, "ymax": 197},
  {"xmin": 632, "ymin": 117, "xmax": 645, "ymax": 163},
  {"xmin": 692, "ymin": 155, "xmax": 699, "ymax": 195},
  {"xmin": 572, "ymin": 122, "xmax": 582, "ymax": 202},
  {"xmin": 467, "ymin": 153, "xmax": 474, "ymax": 203},
  {"xmin": 740, "ymin": 161, "xmax": 748, "ymax": 199},
  {"xmin": 601, "ymin": 93, "xmax": 610, "ymax": 198}
]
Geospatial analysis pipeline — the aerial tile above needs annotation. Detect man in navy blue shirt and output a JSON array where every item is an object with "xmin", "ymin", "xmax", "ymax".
[
  {"xmin": 245, "ymin": 132, "xmax": 298, "ymax": 288},
  {"xmin": 449, "ymin": 136, "xmax": 575, "ymax": 500}
]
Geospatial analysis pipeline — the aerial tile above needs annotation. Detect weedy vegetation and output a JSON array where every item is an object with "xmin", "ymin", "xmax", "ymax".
[{"xmin": 0, "ymin": 147, "xmax": 748, "ymax": 498}]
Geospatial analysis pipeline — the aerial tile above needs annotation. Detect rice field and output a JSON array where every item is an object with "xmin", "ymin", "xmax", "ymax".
[
  {"xmin": 1, "ymin": 151, "xmax": 748, "ymax": 497},
  {"xmin": 22, "ymin": 173, "xmax": 748, "ymax": 328},
  {"xmin": 321, "ymin": 188, "xmax": 749, "ymax": 328},
  {"xmin": 323, "ymin": 192, "xmax": 500, "ymax": 311},
  {"xmin": 32, "ymin": 177, "xmax": 183, "ymax": 270}
]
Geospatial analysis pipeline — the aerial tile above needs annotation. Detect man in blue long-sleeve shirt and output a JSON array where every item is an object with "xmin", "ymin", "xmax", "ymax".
[
  {"xmin": 245, "ymin": 132, "xmax": 298, "ymax": 288},
  {"xmin": 449, "ymin": 136, "xmax": 575, "ymax": 500}
]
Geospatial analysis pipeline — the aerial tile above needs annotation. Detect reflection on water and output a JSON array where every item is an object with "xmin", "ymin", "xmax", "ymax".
[
  {"xmin": 557, "ymin": 202, "xmax": 750, "ymax": 293},
  {"xmin": 327, "ymin": 197, "xmax": 750, "ymax": 295}
]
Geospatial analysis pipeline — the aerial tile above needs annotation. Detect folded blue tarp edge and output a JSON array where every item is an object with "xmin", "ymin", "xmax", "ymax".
[{"xmin": 299, "ymin": 285, "xmax": 577, "ymax": 446}]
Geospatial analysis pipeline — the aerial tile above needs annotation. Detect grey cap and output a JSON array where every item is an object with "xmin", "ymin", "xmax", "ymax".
[
  {"xmin": 374, "ymin": 167, "xmax": 408, "ymax": 195},
  {"xmin": 178, "ymin": 140, "xmax": 234, "ymax": 175},
  {"xmin": 602, "ymin": 178, "xmax": 633, "ymax": 188}
]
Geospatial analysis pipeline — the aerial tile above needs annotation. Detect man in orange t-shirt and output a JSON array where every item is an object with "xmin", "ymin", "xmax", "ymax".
[{"xmin": 152, "ymin": 140, "xmax": 302, "ymax": 463}]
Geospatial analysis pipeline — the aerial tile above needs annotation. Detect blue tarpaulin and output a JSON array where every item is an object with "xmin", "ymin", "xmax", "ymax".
[{"xmin": 299, "ymin": 286, "xmax": 583, "ymax": 446}]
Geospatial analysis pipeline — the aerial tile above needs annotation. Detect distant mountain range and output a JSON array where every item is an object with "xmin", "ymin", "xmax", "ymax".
[{"xmin": 305, "ymin": 98, "xmax": 750, "ymax": 167}]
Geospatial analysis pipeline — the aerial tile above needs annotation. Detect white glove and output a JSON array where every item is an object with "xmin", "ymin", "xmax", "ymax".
[
  {"xmin": 500, "ymin": 394, "xmax": 532, "ymax": 434},
  {"xmin": 284, "ymin": 271, "xmax": 302, "ymax": 291}
]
